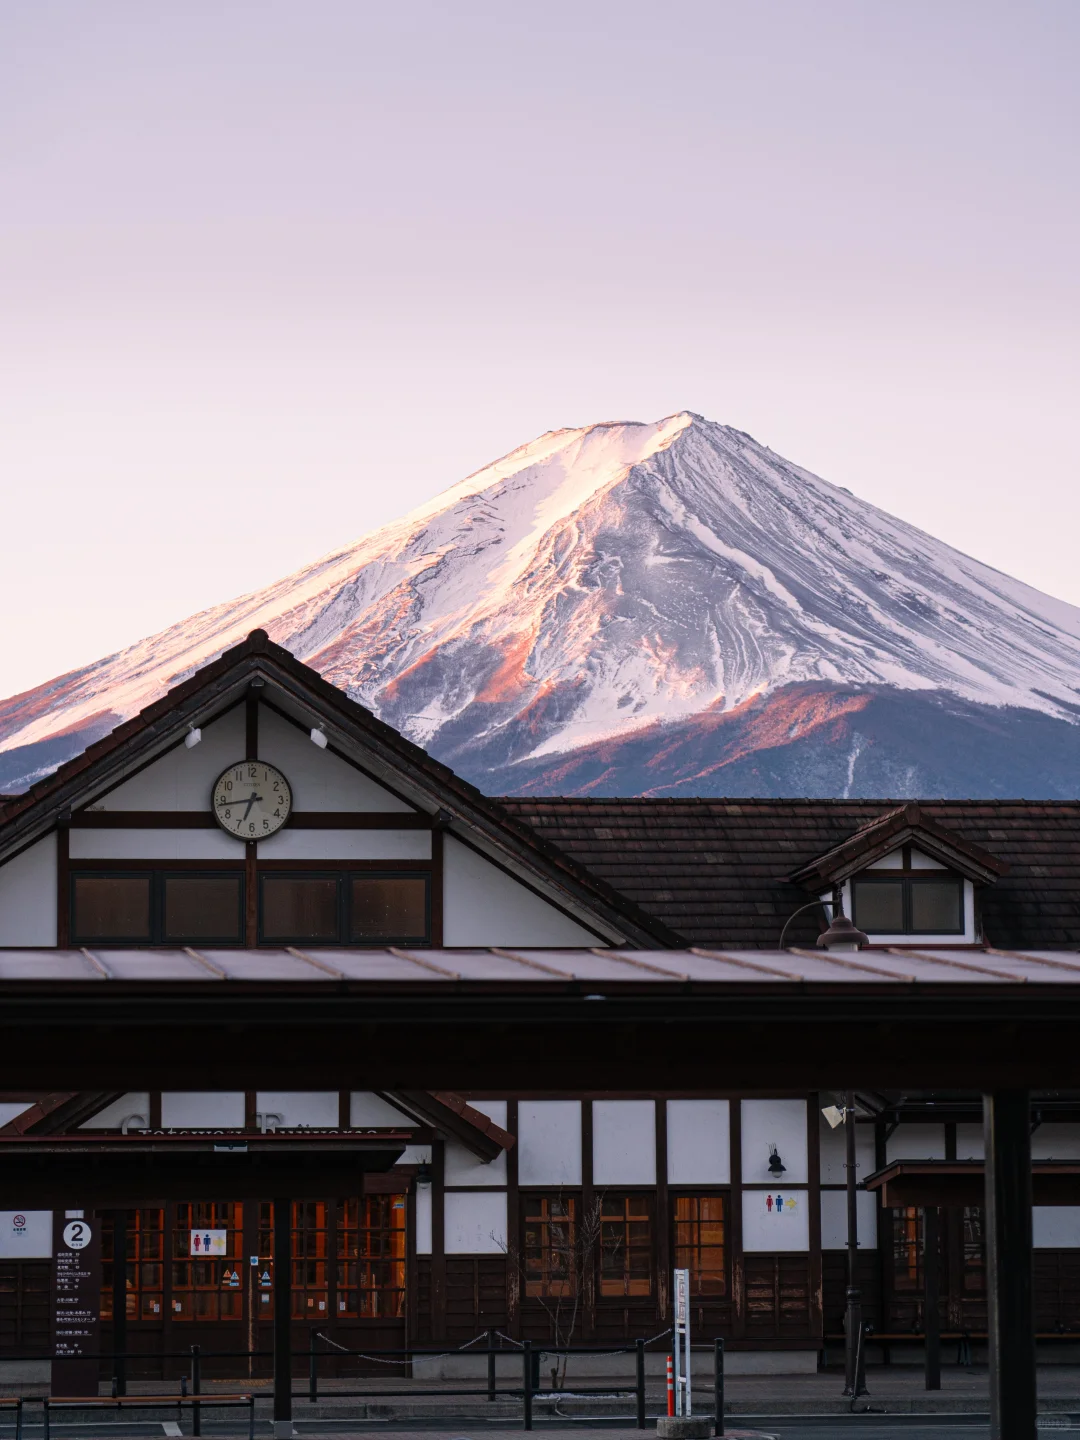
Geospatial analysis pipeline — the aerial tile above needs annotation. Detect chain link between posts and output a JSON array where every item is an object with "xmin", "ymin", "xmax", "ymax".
[{"xmin": 314, "ymin": 1324, "xmax": 674, "ymax": 1367}]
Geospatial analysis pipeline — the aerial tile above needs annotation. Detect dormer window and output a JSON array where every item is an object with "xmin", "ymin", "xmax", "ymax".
[
  {"xmin": 791, "ymin": 808, "xmax": 1007, "ymax": 949},
  {"xmin": 851, "ymin": 872, "xmax": 964, "ymax": 936}
]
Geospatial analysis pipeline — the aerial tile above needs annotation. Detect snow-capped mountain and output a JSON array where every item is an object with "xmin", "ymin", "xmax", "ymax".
[{"xmin": 5, "ymin": 411, "xmax": 1080, "ymax": 798}]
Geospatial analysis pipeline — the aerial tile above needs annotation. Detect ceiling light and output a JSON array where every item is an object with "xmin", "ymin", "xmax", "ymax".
[
  {"xmin": 184, "ymin": 726, "xmax": 202, "ymax": 749},
  {"xmin": 310, "ymin": 726, "xmax": 328, "ymax": 749}
]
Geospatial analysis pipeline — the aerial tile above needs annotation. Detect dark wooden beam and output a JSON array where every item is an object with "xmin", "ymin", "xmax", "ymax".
[{"xmin": 70, "ymin": 811, "xmax": 433, "ymax": 829}]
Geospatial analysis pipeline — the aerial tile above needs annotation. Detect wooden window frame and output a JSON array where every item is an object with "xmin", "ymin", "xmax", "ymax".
[
  {"xmin": 67, "ymin": 864, "xmax": 432, "ymax": 947},
  {"xmin": 598, "ymin": 1190, "xmax": 655, "ymax": 1302},
  {"xmin": 257, "ymin": 870, "xmax": 431, "ymax": 947},
  {"xmin": 671, "ymin": 1189, "xmax": 729, "ymax": 1300},
  {"xmin": 851, "ymin": 873, "xmax": 965, "ymax": 936},
  {"xmin": 70, "ymin": 870, "xmax": 246, "ymax": 947}
]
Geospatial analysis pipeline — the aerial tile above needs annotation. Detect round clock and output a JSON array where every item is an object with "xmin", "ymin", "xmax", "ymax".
[{"xmin": 212, "ymin": 760, "xmax": 293, "ymax": 840}]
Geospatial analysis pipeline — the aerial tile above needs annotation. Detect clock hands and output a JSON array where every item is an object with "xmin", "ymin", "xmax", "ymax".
[{"xmin": 218, "ymin": 790, "xmax": 263, "ymax": 821}]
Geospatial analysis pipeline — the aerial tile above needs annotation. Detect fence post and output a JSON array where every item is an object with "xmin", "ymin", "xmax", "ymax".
[
  {"xmin": 309, "ymin": 1330, "xmax": 318, "ymax": 1404},
  {"xmin": 522, "ymin": 1340, "xmax": 533, "ymax": 1431},
  {"xmin": 488, "ymin": 1327, "xmax": 497, "ymax": 1402},
  {"xmin": 636, "ymin": 1339, "xmax": 646, "ymax": 1430},
  {"xmin": 191, "ymin": 1345, "xmax": 201, "ymax": 1439},
  {"xmin": 713, "ymin": 1337, "xmax": 724, "ymax": 1438}
]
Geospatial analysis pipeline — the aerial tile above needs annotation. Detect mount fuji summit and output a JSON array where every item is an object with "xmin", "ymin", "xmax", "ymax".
[{"xmin": 5, "ymin": 411, "xmax": 1080, "ymax": 799}]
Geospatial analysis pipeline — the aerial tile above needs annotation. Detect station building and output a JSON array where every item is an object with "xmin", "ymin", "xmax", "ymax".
[{"xmin": 2, "ymin": 630, "xmax": 1080, "ymax": 1375}]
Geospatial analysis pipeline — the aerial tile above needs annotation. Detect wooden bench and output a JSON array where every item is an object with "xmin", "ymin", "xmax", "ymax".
[
  {"xmin": 0, "ymin": 1397, "xmax": 24, "ymax": 1440},
  {"xmin": 42, "ymin": 1393, "xmax": 254, "ymax": 1440}
]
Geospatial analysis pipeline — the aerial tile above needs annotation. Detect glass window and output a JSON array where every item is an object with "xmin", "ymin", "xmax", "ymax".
[
  {"xmin": 100, "ymin": 1209, "xmax": 164, "ymax": 1321},
  {"xmin": 600, "ymin": 1194, "xmax": 653, "ymax": 1298},
  {"xmin": 72, "ymin": 875, "xmax": 151, "ymax": 941},
  {"xmin": 163, "ymin": 876, "xmax": 243, "ymax": 942},
  {"xmin": 523, "ymin": 1195, "xmax": 578, "ymax": 1298},
  {"xmin": 911, "ymin": 881, "xmax": 963, "ymax": 933},
  {"xmin": 852, "ymin": 880, "xmax": 904, "ymax": 934},
  {"xmin": 260, "ymin": 875, "xmax": 340, "ymax": 941},
  {"xmin": 171, "ymin": 1203, "xmax": 244, "ymax": 1320},
  {"xmin": 350, "ymin": 876, "xmax": 428, "ymax": 941},
  {"xmin": 891, "ymin": 1206, "xmax": 922, "ymax": 1291},
  {"xmin": 337, "ymin": 1196, "xmax": 406, "ymax": 1317},
  {"xmin": 674, "ymin": 1195, "xmax": 726, "ymax": 1297},
  {"xmin": 962, "ymin": 1206, "xmax": 985, "ymax": 1293},
  {"xmin": 853, "ymin": 876, "xmax": 964, "ymax": 935}
]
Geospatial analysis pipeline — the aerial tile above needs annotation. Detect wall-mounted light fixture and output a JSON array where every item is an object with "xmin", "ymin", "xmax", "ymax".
[
  {"xmin": 310, "ymin": 726, "xmax": 328, "ymax": 749},
  {"xmin": 768, "ymin": 1145, "xmax": 786, "ymax": 1177},
  {"xmin": 822, "ymin": 1104, "xmax": 845, "ymax": 1129},
  {"xmin": 184, "ymin": 725, "xmax": 202, "ymax": 749}
]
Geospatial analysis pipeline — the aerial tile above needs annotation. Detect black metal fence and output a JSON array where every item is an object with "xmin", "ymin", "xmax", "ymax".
[{"xmin": 0, "ymin": 1334, "xmax": 730, "ymax": 1434}]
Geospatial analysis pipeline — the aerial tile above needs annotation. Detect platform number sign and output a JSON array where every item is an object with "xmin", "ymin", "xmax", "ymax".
[
  {"xmin": 62, "ymin": 1219, "xmax": 91, "ymax": 1249},
  {"xmin": 52, "ymin": 1211, "xmax": 101, "ymax": 1397}
]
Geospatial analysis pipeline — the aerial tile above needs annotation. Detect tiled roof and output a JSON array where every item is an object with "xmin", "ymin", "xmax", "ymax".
[{"xmin": 497, "ymin": 798, "xmax": 1080, "ymax": 949}]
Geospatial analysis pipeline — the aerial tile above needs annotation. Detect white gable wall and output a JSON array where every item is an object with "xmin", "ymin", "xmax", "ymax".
[
  {"xmin": 94, "ymin": 703, "xmax": 412, "ymax": 814},
  {"xmin": 0, "ymin": 834, "xmax": 56, "ymax": 946},
  {"xmin": 257, "ymin": 707, "xmax": 411, "ymax": 812},
  {"xmin": 98, "ymin": 707, "xmax": 246, "ymax": 810},
  {"xmin": 442, "ymin": 836, "xmax": 600, "ymax": 946}
]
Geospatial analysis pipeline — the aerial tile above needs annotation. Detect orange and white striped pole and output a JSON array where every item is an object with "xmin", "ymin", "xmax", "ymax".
[{"xmin": 667, "ymin": 1353, "xmax": 675, "ymax": 1416}]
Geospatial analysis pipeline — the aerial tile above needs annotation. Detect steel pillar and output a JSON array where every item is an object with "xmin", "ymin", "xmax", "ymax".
[
  {"xmin": 984, "ymin": 1090, "xmax": 1036, "ymax": 1440},
  {"xmin": 273, "ymin": 1197, "xmax": 292, "ymax": 1437}
]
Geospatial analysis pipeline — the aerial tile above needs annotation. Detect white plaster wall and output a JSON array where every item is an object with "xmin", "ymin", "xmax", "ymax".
[
  {"xmin": 400, "ymin": 1145, "xmax": 432, "ymax": 1165},
  {"xmin": 0, "ymin": 834, "xmax": 57, "ymax": 946},
  {"xmin": 99, "ymin": 708, "xmax": 245, "ymax": 810},
  {"xmin": 518, "ymin": 1101, "xmax": 581, "ymax": 1186},
  {"xmin": 415, "ymin": 1185, "xmax": 433, "ymax": 1254},
  {"xmin": 1033, "ymin": 1125, "xmax": 1080, "ymax": 1160},
  {"xmin": 820, "ymin": 1190, "xmax": 878, "ymax": 1249},
  {"xmin": 593, "ymin": 1100, "xmax": 655, "ymax": 1185},
  {"xmin": 446, "ymin": 1139, "xmax": 507, "ymax": 1186},
  {"xmin": 1033, "ymin": 1207, "xmax": 1080, "ymax": 1248},
  {"xmin": 741, "ymin": 1100, "xmax": 808, "ymax": 1185},
  {"xmin": 819, "ymin": 1115, "xmax": 877, "ymax": 1185},
  {"xmin": 258, "ymin": 830, "xmax": 430, "ymax": 860},
  {"xmin": 161, "ymin": 1092, "xmax": 245, "ymax": 1128},
  {"xmin": 667, "ymin": 1100, "xmax": 730, "ymax": 1184},
  {"xmin": 0, "ymin": 1102, "xmax": 33, "ymax": 1128},
  {"xmin": 445, "ymin": 1102, "xmax": 508, "ymax": 1186},
  {"xmin": 442, "ymin": 837, "xmax": 599, "ymax": 947},
  {"xmin": 255, "ymin": 1093, "xmax": 338, "ymax": 1128},
  {"xmin": 742, "ymin": 1189, "xmax": 810, "ymax": 1251},
  {"xmin": 79, "ymin": 1093, "xmax": 151, "ymax": 1129},
  {"xmin": 445, "ymin": 1191, "xmax": 507, "ymax": 1254},
  {"xmin": 70, "ymin": 829, "xmax": 240, "ymax": 859},
  {"xmin": 956, "ymin": 1123, "xmax": 984, "ymax": 1159},
  {"xmin": 0, "ymin": 1211, "xmax": 52, "ymax": 1258},
  {"xmin": 258, "ymin": 707, "xmax": 412, "ymax": 812},
  {"xmin": 886, "ymin": 1124, "xmax": 946, "ymax": 1161},
  {"xmin": 350, "ymin": 1093, "xmax": 413, "ymax": 1127}
]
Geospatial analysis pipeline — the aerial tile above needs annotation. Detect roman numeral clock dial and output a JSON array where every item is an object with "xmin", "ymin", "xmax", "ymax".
[{"xmin": 212, "ymin": 761, "xmax": 292, "ymax": 840}]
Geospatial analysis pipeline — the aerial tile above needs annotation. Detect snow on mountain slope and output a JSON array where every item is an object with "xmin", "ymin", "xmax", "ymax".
[{"xmin": 4, "ymin": 411, "xmax": 1080, "ymax": 795}]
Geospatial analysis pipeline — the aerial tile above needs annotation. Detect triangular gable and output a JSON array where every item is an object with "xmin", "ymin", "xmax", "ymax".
[
  {"xmin": 0, "ymin": 630, "xmax": 675, "ymax": 948},
  {"xmin": 790, "ymin": 801, "xmax": 1009, "ymax": 890}
]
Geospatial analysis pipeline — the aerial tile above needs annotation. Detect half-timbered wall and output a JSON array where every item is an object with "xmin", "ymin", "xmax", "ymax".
[{"xmin": 0, "ymin": 698, "xmax": 609, "ymax": 949}]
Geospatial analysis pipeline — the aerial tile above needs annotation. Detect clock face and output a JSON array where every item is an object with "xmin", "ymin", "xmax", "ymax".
[{"xmin": 212, "ymin": 761, "xmax": 292, "ymax": 841}]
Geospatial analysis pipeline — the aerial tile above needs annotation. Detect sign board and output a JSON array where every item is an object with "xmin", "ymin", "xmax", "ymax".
[
  {"xmin": 0, "ymin": 1210, "xmax": 52, "ymax": 1258},
  {"xmin": 52, "ymin": 1210, "xmax": 101, "ymax": 1397},
  {"xmin": 189, "ymin": 1229, "xmax": 228, "ymax": 1256}
]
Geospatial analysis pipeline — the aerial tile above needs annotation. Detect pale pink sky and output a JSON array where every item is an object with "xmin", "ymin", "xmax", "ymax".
[{"xmin": 1, "ymin": 1, "xmax": 1077, "ymax": 696}]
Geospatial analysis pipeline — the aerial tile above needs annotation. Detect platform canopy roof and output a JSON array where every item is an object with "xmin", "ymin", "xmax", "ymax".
[{"xmin": 3, "ymin": 944, "xmax": 1080, "ymax": 1092}]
